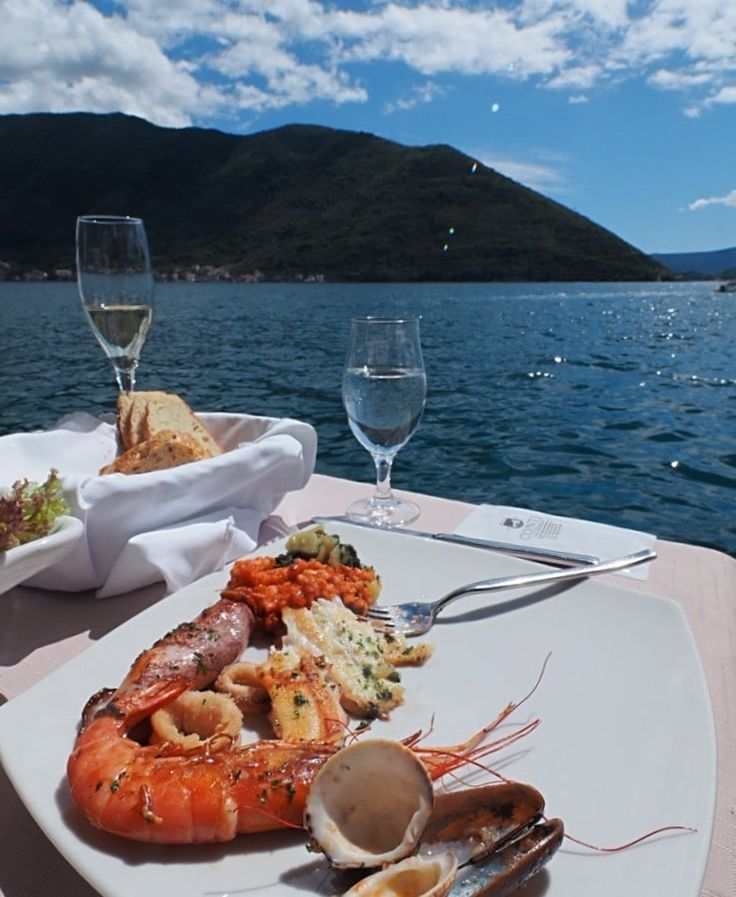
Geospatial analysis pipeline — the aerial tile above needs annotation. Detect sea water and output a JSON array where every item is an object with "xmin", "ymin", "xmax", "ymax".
[{"xmin": 2, "ymin": 280, "xmax": 735, "ymax": 555}]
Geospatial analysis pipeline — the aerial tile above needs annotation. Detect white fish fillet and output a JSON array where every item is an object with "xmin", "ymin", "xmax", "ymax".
[{"xmin": 282, "ymin": 598, "xmax": 433, "ymax": 719}]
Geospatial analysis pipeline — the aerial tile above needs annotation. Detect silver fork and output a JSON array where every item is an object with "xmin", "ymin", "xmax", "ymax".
[{"xmin": 365, "ymin": 547, "xmax": 656, "ymax": 636}]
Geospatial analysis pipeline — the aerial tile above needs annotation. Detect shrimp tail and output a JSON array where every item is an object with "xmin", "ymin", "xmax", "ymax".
[
  {"xmin": 81, "ymin": 679, "xmax": 193, "ymax": 730},
  {"xmin": 112, "ymin": 679, "xmax": 192, "ymax": 725}
]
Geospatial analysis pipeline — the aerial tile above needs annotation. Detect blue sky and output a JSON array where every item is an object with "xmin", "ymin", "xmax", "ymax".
[{"xmin": 2, "ymin": 0, "xmax": 735, "ymax": 254}]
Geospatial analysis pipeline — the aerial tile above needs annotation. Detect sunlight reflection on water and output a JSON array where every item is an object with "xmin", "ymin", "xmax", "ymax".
[{"xmin": 2, "ymin": 280, "xmax": 734, "ymax": 555}]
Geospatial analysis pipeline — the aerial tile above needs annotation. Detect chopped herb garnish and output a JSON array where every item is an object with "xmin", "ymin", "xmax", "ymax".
[{"xmin": 110, "ymin": 771, "xmax": 126, "ymax": 793}]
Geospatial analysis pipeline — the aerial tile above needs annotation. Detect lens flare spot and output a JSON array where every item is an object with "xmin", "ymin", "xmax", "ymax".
[
  {"xmin": 491, "ymin": 102, "xmax": 500, "ymax": 113},
  {"xmin": 448, "ymin": 227, "xmax": 455, "ymax": 235},
  {"xmin": 442, "ymin": 244, "xmax": 449, "ymax": 252},
  {"xmin": 470, "ymin": 161, "xmax": 478, "ymax": 174}
]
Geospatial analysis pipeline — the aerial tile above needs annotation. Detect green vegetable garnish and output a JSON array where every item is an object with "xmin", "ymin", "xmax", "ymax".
[{"xmin": 0, "ymin": 469, "xmax": 69, "ymax": 551}]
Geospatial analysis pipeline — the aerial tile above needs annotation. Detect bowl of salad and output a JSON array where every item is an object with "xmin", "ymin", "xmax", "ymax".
[{"xmin": 0, "ymin": 470, "xmax": 84, "ymax": 595}]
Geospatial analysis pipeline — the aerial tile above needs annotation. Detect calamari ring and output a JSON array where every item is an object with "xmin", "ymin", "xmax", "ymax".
[
  {"xmin": 149, "ymin": 690, "xmax": 243, "ymax": 750},
  {"xmin": 215, "ymin": 661, "xmax": 270, "ymax": 715}
]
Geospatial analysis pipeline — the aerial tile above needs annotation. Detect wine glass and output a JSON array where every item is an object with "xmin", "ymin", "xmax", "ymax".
[
  {"xmin": 342, "ymin": 316, "xmax": 427, "ymax": 526},
  {"xmin": 76, "ymin": 215, "xmax": 154, "ymax": 392}
]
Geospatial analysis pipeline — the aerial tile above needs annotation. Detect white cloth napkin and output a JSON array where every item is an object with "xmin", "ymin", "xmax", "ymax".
[
  {"xmin": 0, "ymin": 411, "xmax": 317, "ymax": 596},
  {"xmin": 453, "ymin": 504, "xmax": 656, "ymax": 580}
]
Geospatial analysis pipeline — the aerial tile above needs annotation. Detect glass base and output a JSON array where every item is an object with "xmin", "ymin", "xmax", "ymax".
[{"xmin": 346, "ymin": 494, "xmax": 421, "ymax": 527}]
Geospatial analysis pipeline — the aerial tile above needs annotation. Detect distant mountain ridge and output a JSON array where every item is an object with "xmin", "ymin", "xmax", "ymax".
[
  {"xmin": 0, "ymin": 112, "xmax": 669, "ymax": 282},
  {"xmin": 650, "ymin": 247, "xmax": 736, "ymax": 278}
]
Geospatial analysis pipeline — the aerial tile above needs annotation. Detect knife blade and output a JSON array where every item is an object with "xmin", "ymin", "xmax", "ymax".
[{"xmin": 310, "ymin": 516, "xmax": 599, "ymax": 567}]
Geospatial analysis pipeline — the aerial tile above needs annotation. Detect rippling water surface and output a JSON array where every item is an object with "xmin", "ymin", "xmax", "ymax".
[{"xmin": 2, "ymin": 281, "xmax": 735, "ymax": 556}]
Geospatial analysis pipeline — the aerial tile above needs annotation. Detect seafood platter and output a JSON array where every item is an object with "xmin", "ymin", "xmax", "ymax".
[{"xmin": 0, "ymin": 521, "xmax": 716, "ymax": 897}]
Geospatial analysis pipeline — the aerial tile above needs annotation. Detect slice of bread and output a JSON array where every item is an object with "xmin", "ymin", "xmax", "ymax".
[
  {"xmin": 100, "ymin": 430, "xmax": 211, "ymax": 475},
  {"xmin": 139, "ymin": 392, "xmax": 222, "ymax": 457},
  {"xmin": 115, "ymin": 391, "xmax": 222, "ymax": 456},
  {"xmin": 126, "ymin": 396, "xmax": 152, "ymax": 450},
  {"xmin": 116, "ymin": 392, "xmax": 138, "ymax": 451},
  {"xmin": 116, "ymin": 391, "xmax": 153, "ymax": 450}
]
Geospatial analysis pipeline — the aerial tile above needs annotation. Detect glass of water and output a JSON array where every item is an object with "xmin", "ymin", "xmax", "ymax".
[
  {"xmin": 76, "ymin": 215, "xmax": 154, "ymax": 392},
  {"xmin": 342, "ymin": 316, "xmax": 426, "ymax": 526}
]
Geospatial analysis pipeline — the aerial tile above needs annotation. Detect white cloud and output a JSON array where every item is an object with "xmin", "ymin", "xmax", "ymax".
[
  {"xmin": 1, "ymin": 0, "xmax": 735, "ymax": 127},
  {"xmin": 703, "ymin": 85, "xmax": 736, "ymax": 108},
  {"xmin": 0, "ymin": 0, "xmax": 222, "ymax": 127},
  {"xmin": 546, "ymin": 64, "xmax": 602, "ymax": 90},
  {"xmin": 613, "ymin": 0, "xmax": 736, "ymax": 111},
  {"xmin": 648, "ymin": 69, "xmax": 713, "ymax": 90},
  {"xmin": 334, "ymin": 4, "xmax": 570, "ymax": 77},
  {"xmin": 383, "ymin": 81, "xmax": 446, "ymax": 113},
  {"xmin": 472, "ymin": 153, "xmax": 567, "ymax": 193},
  {"xmin": 689, "ymin": 189, "xmax": 736, "ymax": 211}
]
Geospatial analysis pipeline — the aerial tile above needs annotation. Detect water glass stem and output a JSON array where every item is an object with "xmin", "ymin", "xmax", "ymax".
[{"xmin": 373, "ymin": 453, "xmax": 395, "ymax": 500}]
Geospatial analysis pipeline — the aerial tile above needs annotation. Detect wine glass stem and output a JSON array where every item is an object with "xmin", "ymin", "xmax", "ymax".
[
  {"xmin": 113, "ymin": 364, "xmax": 136, "ymax": 393},
  {"xmin": 373, "ymin": 453, "xmax": 395, "ymax": 500}
]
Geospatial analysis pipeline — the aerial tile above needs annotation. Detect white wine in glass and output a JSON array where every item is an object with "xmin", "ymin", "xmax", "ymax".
[
  {"xmin": 342, "ymin": 316, "xmax": 426, "ymax": 526},
  {"xmin": 76, "ymin": 215, "xmax": 154, "ymax": 392}
]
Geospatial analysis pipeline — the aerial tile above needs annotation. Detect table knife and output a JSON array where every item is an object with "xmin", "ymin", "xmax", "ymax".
[{"xmin": 310, "ymin": 516, "xmax": 599, "ymax": 567}]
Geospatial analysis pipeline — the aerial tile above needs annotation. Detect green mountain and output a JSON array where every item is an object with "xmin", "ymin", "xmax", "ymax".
[{"xmin": 0, "ymin": 112, "xmax": 668, "ymax": 282}]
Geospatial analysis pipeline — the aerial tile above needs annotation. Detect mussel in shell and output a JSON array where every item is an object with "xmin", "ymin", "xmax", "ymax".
[{"xmin": 303, "ymin": 739, "xmax": 563, "ymax": 897}]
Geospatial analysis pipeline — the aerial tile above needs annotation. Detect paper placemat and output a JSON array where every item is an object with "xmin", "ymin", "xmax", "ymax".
[{"xmin": 454, "ymin": 505, "xmax": 656, "ymax": 580}]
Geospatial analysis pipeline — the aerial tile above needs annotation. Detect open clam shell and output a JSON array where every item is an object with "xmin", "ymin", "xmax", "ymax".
[
  {"xmin": 341, "ymin": 851, "xmax": 458, "ymax": 897},
  {"xmin": 304, "ymin": 738, "xmax": 434, "ymax": 869}
]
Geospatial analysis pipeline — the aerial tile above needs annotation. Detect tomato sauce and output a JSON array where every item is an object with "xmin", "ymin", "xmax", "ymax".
[{"xmin": 222, "ymin": 556, "xmax": 379, "ymax": 634}]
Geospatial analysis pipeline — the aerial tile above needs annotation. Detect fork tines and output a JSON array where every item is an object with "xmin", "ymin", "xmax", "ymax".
[
  {"xmin": 365, "ymin": 607, "xmax": 392, "ymax": 619},
  {"xmin": 361, "ymin": 609, "xmax": 396, "ymax": 632}
]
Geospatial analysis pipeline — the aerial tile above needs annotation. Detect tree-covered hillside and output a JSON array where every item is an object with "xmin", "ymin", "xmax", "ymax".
[{"xmin": 0, "ymin": 112, "xmax": 669, "ymax": 282}]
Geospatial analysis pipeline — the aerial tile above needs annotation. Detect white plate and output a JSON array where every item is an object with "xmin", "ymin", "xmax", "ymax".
[
  {"xmin": 0, "ymin": 516, "xmax": 84, "ymax": 595},
  {"xmin": 0, "ymin": 523, "xmax": 716, "ymax": 897}
]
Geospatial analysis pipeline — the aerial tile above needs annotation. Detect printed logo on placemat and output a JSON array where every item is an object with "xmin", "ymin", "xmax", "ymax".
[{"xmin": 502, "ymin": 515, "xmax": 562, "ymax": 541}]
